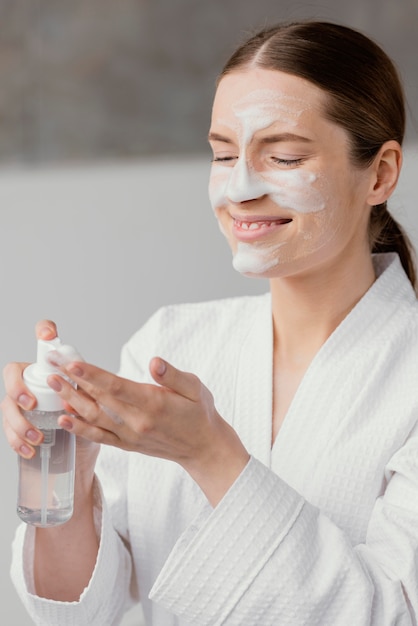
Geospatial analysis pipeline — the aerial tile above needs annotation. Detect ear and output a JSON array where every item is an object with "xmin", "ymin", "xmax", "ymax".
[{"xmin": 367, "ymin": 140, "xmax": 403, "ymax": 206}]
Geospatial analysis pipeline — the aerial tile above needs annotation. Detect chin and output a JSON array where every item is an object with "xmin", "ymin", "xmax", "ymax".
[{"xmin": 232, "ymin": 241, "xmax": 286, "ymax": 276}]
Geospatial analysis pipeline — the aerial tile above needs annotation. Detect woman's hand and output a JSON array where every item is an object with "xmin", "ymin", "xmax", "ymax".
[
  {"xmin": 1, "ymin": 320, "xmax": 99, "ymax": 477},
  {"xmin": 48, "ymin": 356, "xmax": 250, "ymax": 506},
  {"xmin": 2, "ymin": 320, "xmax": 100, "ymax": 602},
  {"xmin": 2, "ymin": 320, "xmax": 58, "ymax": 458}
]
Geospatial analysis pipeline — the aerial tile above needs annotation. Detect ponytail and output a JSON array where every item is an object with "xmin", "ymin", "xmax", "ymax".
[{"xmin": 369, "ymin": 204, "xmax": 417, "ymax": 291}]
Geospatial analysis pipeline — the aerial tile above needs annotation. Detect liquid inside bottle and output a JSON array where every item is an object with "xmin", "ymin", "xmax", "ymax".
[{"xmin": 17, "ymin": 410, "xmax": 75, "ymax": 527}]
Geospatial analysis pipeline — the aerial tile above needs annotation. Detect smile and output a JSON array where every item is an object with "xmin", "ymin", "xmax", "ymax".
[
  {"xmin": 235, "ymin": 219, "xmax": 292, "ymax": 230},
  {"xmin": 232, "ymin": 217, "xmax": 293, "ymax": 242}
]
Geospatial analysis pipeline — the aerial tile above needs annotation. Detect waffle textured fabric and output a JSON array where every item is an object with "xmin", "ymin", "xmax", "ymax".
[{"xmin": 11, "ymin": 253, "xmax": 418, "ymax": 625}]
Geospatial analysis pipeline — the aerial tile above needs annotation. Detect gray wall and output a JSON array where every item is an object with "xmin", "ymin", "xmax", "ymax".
[
  {"xmin": 0, "ymin": 1, "xmax": 417, "ymax": 624},
  {"xmin": 0, "ymin": 0, "xmax": 417, "ymax": 166}
]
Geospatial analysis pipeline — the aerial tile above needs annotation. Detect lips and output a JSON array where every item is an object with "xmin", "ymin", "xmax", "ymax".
[{"xmin": 231, "ymin": 216, "xmax": 292, "ymax": 242}]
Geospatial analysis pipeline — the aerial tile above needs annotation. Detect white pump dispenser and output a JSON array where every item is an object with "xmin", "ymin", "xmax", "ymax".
[
  {"xmin": 17, "ymin": 337, "xmax": 79, "ymax": 527},
  {"xmin": 24, "ymin": 338, "xmax": 69, "ymax": 411}
]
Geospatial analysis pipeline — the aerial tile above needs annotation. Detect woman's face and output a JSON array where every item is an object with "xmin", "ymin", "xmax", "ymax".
[{"xmin": 208, "ymin": 68, "xmax": 374, "ymax": 279}]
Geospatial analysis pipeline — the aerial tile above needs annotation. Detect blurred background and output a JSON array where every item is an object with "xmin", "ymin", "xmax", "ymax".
[
  {"xmin": 0, "ymin": 1, "xmax": 417, "ymax": 624},
  {"xmin": 1, "ymin": 0, "xmax": 418, "ymax": 165}
]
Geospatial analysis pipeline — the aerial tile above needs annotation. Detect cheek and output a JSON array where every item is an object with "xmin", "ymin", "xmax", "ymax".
[
  {"xmin": 208, "ymin": 167, "xmax": 229, "ymax": 211},
  {"xmin": 289, "ymin": 201, "xmax": 346, "ymax": 262},
  {"xmin": 265, "ymin": 169, "xmax": 326, "ymax": 214},
  {"xmin": 209, "ymin": 169, "xmax": 231, "ymax": 239}
]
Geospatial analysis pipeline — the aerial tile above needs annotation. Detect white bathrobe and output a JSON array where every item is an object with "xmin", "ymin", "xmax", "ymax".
[{"xmin": 11, "ymin": 253, "xmax": 418, "ymax": 625}]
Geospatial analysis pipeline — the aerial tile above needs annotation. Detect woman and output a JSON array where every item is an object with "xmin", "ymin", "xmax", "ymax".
[{"xmin": 3, "ymin": 20, "xmax": 418, "ymax": 626}]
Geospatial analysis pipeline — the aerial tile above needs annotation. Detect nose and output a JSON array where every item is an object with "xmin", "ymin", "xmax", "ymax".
[{"xmin": 226, "ymin": 158, "xmax": 268, "ymax": 203}]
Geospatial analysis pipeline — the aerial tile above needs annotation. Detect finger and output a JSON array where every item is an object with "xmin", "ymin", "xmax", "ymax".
[
  {"xmin": 2, "ymin": 361, "xmax": 36, "ymax": 410},
  {"xmin": 57, "ymin": 361, "xmax": 180, "ymax": 431},
  {"xmin": 58, "ymin": 412, "xmax": 121, "ymax": 447},
  {"xmin": 47, "ymin": 373, "xmax": 100, "ymax": 418},
  {"xmin": 149, "ymin": 357, "xmax": 201, "ymax": 402},
  {"xmin": 1, "ymin": 395, "xmax": 43, "ymax": 458},
  {"xmin": 48, "ymin": 376, "xmax": 125, "ymax": 445},
  {"xmin": 62, "ymin": 362, "xmax": 153, "ymax": 408},
  {"xmin": 35, "ymin": 319, "xmax": 58, "ymax": 341},
  {"xmin": 47, "ymin": 373, "xmax": 128, "ymax": 435}
]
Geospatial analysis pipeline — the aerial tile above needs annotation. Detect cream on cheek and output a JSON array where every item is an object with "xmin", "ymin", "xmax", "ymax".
[
  {"xmin": 209, "ymin": 164, "xmax": 325, "ymax": 214},
  {"xmin": 209, "ymin": 90, "xmax": 340, "ymax": 275},
  {"xmin": 233, "ymin": 207, "xmax": 341, "ymax": 275},
  {"xmin": 212, "ymin": 167, "xmax": 336, "ymax": 275}
]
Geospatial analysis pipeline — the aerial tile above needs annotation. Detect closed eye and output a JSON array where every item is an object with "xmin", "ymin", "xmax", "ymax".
[
  {"xmin": 272, "ymin": 157, "xmax": 305, "ymax": 167},
  {"xmin": 211, "ymin": 156, "xmax": 238, "ymax": 163}
]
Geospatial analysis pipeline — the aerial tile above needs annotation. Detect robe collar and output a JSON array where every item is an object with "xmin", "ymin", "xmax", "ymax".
[{"xmin": 232, "ymin": 253, "xmax": 416, "ymax": 473}]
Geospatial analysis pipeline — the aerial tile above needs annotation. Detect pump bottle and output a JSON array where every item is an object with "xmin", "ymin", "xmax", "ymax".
[{"xmin": 17, "ymin": 337, "xmax": 79, "ymax": 527}]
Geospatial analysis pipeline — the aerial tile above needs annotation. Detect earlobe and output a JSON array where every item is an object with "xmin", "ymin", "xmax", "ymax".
[{"xmin": 368, "ymin": 140, "xmax": 403, "ymax": 205}]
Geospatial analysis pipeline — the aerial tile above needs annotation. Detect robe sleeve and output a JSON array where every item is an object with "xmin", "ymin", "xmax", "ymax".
[
  {"xmin": 150, "ymin": 437, "xmax": 418, "ymax": 626},
  {"xmin": 10, "ymin": 476, "xmax": 136, "ymax": 626}
]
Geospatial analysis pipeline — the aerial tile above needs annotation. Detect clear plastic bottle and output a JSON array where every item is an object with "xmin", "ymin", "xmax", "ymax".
[{"xmin": 17, "ymin": 337, "xmax": 77, "ymax": 527}]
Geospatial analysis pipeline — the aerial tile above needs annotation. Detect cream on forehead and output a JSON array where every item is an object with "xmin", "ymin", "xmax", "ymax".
[
  {"xmin": 234, "ymin": 89, "xmax": 306, "ymax": 127},
  {"xmin": 218, "ymin": 89, "xmax": 308, "ymax": 143}
]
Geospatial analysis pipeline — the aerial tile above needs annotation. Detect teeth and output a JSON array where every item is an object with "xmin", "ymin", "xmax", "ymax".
[{"xmin": 239, "ymin": 221, "xmax": 269, "ymax": 230}]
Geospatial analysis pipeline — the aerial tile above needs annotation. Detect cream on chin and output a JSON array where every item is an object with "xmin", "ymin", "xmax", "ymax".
[{"xmin": 232, "ymin": 241, "xmax": 285, "ymax": 274}]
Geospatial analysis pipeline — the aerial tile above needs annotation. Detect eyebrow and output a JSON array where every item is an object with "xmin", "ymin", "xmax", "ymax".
[
  {"xmin": 261, "ymin": 133, "xmax": 313, "ymax": 144},
  {"xmin": 208, "ymin": 132, "xmax": 233, "ymax": 143},
  {"xmin": 207, "ymin": 131, "xmax": 313, "ymax": 144}
]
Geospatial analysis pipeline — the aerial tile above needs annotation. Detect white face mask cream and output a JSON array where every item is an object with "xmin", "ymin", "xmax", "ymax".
[
  {"xmin": 232, "ymin": 241, "xmax": 287, "ymax": 274},
  {"xmin": 209, "ymin": 88, "xmax": 330, "ymax": 274},
  {"xmin": 210, "ymin": 159, "xmax": 325, "ymax": 213},
  {"xmin": 209, "ymin": 89, "xmax": 325, "ymax": 211}
]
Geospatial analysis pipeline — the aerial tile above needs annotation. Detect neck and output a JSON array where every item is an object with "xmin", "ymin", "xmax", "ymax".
[{"xmin": 270, "ymin": 251, "xmax": 376, "ymax": 366}]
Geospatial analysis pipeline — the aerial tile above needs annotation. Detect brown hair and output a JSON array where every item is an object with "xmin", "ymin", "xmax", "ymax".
[{"xmin": 220, "ymin": 21, "xmax": 416, "ymax": 288}]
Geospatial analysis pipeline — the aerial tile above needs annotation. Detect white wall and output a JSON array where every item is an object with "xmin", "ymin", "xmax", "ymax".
[{"xmin": 0, "ymin": 147, "xmax": 416, "ymax": 624}]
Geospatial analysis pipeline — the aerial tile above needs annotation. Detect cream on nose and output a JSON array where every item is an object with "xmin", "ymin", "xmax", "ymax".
[{"xmin": 226, "ymin": 158, "xmax": 269, "ymax": 203}]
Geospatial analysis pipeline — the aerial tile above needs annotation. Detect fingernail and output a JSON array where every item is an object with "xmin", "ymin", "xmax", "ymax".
[
  {"xmin": 60, "ymin": 418, "xmax": 73, "ymax": 430},
  {"xmin": 18, "ymin": 393, "xmax": 33, "ymax": 409},
  {"xmin": 39, "ymin": 327, "xmax": 53, "ymax": 339},
  {"xmin": 68, "ymin": 364, "xmax": 84, "ymax": 377},
  {"xmin": 26, "ymin": 429, "xmax": 40, "ymax": 443},
  {"xmin": 48, "ymin": 377, "xmax": 62, "ymax": 392},
  {"xmin": 20, "ymin": 444, "xmax": 33, "ymax": 457},
  {"xmin": 156, "ymin": 359, "xmax": 166, "ymax": 376}
]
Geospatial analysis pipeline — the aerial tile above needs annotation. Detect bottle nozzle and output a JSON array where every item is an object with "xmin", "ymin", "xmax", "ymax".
[
  {"xmin": 36, "ymin": 338, "xmax": 64, "ymax": 375},
  {"xmin": 23, "ymin": 337, "xmax": 82, "ymax": 412}
]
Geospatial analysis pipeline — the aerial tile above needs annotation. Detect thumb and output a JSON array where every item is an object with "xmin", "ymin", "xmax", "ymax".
[
  {"xmin": 35, "ymin": 319, "xmax": 58, "ymax": 341},
  {"xmin": 149, "ymin": 357, "xmax": 201, "ymax": 402}
]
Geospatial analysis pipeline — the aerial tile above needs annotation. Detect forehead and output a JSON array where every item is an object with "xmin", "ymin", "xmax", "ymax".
[{"xmin": 212, "ymin": 68, "xmax": 327, "ymax": 124}]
